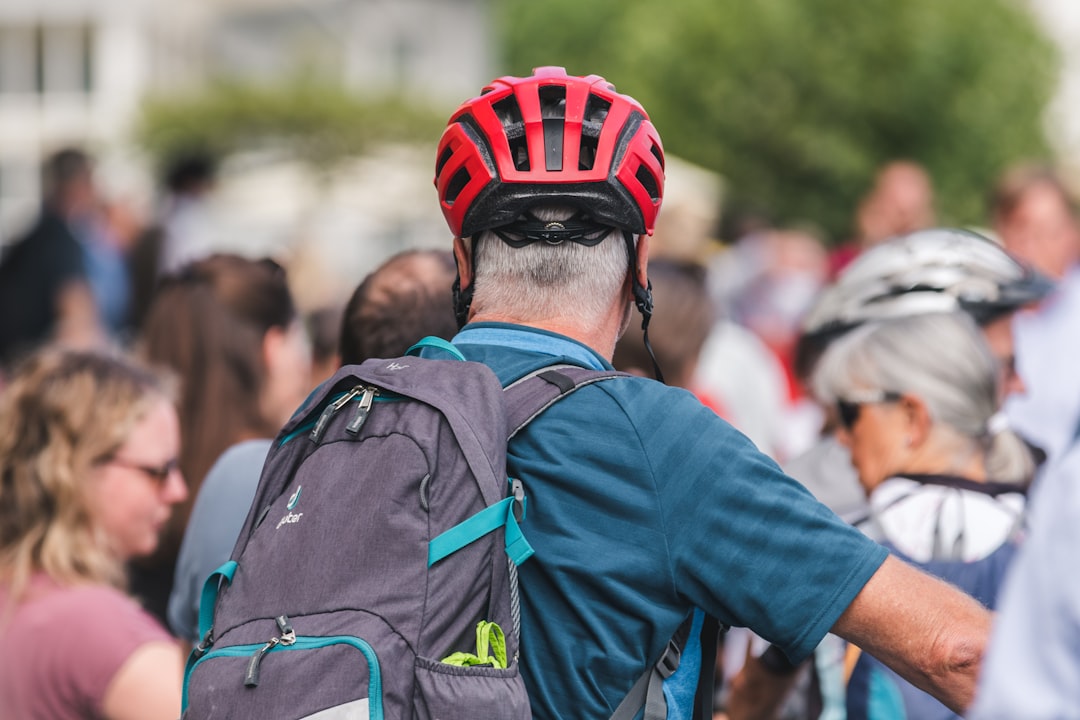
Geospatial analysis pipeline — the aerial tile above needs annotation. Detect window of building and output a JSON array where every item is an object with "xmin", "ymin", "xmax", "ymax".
[{"xmin": 0, "ymin": 21, "xmax": 94, "ymax": 95}]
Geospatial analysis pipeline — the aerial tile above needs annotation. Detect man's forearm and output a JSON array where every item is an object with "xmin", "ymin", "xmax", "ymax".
[{"xmin": 831, "ymin": 554, "xmax": 992, "ymax": 713}]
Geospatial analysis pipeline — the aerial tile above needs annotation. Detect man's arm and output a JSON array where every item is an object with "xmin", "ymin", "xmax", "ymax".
[{"xmin": 830, "ymin": 554, "xmax": 991, "ymax": 714}]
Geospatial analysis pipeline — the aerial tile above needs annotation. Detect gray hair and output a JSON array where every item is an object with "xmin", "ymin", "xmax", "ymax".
[
  {"xmin": 814, "ymin": 312, "xmax": 1000, "ymax": 466},
  {"xmin": 469, "ymin": 206, "xmax": 631, "ymax": 325}
]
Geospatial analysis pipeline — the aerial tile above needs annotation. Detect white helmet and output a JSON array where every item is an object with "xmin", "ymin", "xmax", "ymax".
[
  {"xmin": 804, "ymin": 227, "xmax": 1054, "ymax": 336},
  {"xmin": 795, "ymin": 228, "xmax": 1054, "ymax": 379}
]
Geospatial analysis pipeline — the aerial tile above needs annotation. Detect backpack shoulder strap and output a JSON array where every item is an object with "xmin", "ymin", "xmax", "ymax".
[
  {"xmin": 501, "ymin": 366, "xmax": 723, "ymax": 720},
  {"xmin": 502, "ymin": 364, "xmax": 629, "ymax": 439}
]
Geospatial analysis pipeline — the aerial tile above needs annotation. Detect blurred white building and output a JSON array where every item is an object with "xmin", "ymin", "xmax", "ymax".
[{"xmin": 0, "ymin": 0, "xmax": 494, "ymax": 271}]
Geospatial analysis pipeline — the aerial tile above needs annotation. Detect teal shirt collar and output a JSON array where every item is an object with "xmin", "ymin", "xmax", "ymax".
[{"xmin": 453, "ymin": 322, "xmax": 612, "ymax": 372}]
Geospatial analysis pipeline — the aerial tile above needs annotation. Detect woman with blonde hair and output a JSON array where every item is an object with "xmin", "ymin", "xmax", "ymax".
[{"xmin": 0, "ymin": 348, "xmax": 187, "ymax": 719}]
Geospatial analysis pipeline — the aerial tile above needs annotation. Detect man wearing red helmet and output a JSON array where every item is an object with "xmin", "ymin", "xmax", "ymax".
[{"xmin": 428, "ymin": 67, "xmax": 990, "ymax": 720}]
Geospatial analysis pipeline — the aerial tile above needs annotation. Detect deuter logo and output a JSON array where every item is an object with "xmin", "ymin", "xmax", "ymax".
[
  {"xmin": 276, "ymin": 511, "xmax": 303, "ymax": 529},
  {"xmin": 277, "ymin": 485, "xmax": 304, "ymax": 529}
]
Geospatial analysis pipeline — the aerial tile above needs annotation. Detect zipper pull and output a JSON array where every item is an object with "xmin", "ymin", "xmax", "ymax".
[
  {"xmin": 346, "ymin": 387, "xmax": 378, "ymax": 435},
  {"xmin": 276, "ymin": 615, "xmax": 296, "ymax": 645},
  {"xmin": 310, "ymin": 385, "xmax": 365, "ymax": 443},
  {"xmin": 244, "ymin": 636, "xmax": 280, "ymax": 687}
]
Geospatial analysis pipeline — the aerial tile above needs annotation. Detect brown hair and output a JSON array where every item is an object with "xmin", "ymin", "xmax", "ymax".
[
  {"xmin": 339, "ymin": 249, "xmax": 458, "ymax": 364},
  {"xmin": 137, "ymin": 254, "xmax": 297, "ymax": 552},
  {"xmin": 990, "ymin": 162, "xmax": 1077, "ymax": 221}
]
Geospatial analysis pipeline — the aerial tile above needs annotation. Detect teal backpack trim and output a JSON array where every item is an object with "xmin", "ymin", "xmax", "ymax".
[
  {"xmin": 198, "ymin": 560, "xmax": 238, "ymax": 640},
  {"xmin": 428, "ymin": 495, "xmax": 534, "ymax": 567},
  {"xmin": 406, "ymin": 336, "xmax": 466, "ymax": 361}
]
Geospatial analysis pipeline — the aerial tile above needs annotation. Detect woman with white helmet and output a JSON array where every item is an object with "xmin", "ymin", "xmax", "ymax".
[
  {"xmin": 813, "ymin": 311, "xmax": 1027, "ymax": 720},
  {"xmin": 723, "ymin": 228, "xmax": 1052, "ymax": 720}
]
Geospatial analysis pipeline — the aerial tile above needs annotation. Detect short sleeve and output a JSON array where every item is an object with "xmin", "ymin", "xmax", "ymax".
[
  {"xmin": 52, "ymin": 585, "xmax": 173, "ymax": 716},
  {"xmin": 637, "ymin": 387, "xmax": 887, "ymax": 662}
]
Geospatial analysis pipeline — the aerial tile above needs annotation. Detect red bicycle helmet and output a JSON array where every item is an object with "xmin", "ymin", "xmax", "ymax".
[{"xmin": 435, "ymin": 66, "xmax": 665, "ymax": 238}]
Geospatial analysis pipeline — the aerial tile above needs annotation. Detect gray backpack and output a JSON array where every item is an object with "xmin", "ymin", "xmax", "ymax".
[{"xmin": 181, "ymin": 347, "xmax": 634, "ymax": 719}]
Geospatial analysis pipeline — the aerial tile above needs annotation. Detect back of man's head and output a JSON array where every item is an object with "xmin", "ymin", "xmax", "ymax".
[
  {"xmin": 434, "ymin": 67, "xmax": 665, "ymax": 332},
  {"xmin": 339, "ymin": 249, "xmax": 458, "ymax": 364},
  {"xmin": 469, "ymin": 206, "xmax": 630, "ymax": 327}
]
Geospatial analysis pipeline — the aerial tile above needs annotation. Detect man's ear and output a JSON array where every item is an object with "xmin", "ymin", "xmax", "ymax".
[
  {"xmin": 453, "ymin": 237, "xmax": 472, "ymax": 290},
  {"xmin": 634, "ymin": 234, "xmax": 650, "ymax": 289}
]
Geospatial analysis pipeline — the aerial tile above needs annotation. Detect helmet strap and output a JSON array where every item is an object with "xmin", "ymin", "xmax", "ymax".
[{"xmin": 624, "ymin": 231, "xmax": 666, "ymax": 384}]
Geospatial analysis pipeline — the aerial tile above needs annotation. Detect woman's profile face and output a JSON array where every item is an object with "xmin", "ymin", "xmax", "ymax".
[
  {"xmin": 836, "ymin": 396, "xmax": 909, "ymax": 495},
  {"xmin": 87, "ymin": 396, "xmax": 187, "ymax": 561}
]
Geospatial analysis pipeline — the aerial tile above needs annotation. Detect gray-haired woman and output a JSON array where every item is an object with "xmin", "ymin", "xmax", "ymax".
[{"xmin": 813, "ymin": 311, "xmax": 1029, "ymax": 720}]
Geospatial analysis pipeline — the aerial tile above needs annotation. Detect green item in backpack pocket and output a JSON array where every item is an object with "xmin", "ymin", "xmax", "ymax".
[{"xmin": 441, "ymin": 620, "xmax": 507, "ymax": 669}]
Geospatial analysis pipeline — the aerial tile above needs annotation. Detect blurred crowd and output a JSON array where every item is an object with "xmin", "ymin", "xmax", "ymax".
[{"xmin": 1, "ymin": 139, "xmax": 1079, "ymax": 719}]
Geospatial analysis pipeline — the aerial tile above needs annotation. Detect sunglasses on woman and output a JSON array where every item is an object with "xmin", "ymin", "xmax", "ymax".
[
  {"xmin": 835, "ymin": 390, "xmax": 903, "ymax": 430},
  {"xmin": 102, "ymin": 456, "xmax": 180, "ymax": 487}
]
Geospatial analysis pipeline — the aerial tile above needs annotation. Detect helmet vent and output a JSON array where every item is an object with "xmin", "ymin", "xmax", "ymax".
[
  {"xmin": 444, "ymin": 166, "xmax": 470, "ymax": 205},
  {"xmin": 650, "ymin": 142, "xmax": 664, "ymax": 171},
  {"xmin": 492, "ymin": 96, "xmax": 529, "ymax": 171},
  {"xmin": 636, "ymin": 165, "xmax": 661, "ymax": 203},
  {"xmin": 435, "ymin": 146, "xmax": 454, "ymax": 178},
  {"xmin": 580, "ymin": 94, "xmax": 611, "ymax": 171},
  {"xmin": 539, "ymin": 85, "xmax": 567, "ymax": 171}
]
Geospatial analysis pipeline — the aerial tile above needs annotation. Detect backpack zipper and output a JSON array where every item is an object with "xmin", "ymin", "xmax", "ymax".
[
  {"xmin": 310, "ymin": 385, "xmax": 369, "ymax": 442},
  {"xmin": 245, "ymin": 615, "xmax": 296, "ymax": 687},
  {"xmin": 346, "ymin": 387, "xmax": 379, "ymax": 434}
]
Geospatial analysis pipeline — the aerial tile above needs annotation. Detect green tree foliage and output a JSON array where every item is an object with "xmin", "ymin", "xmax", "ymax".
[
  {"xmin": 498, "ymin": 0, "xmax": 1059, "ymax": 241},
  {"xmin": 135, "ymin": 76, "xmax": 445, "ymax": 178}
]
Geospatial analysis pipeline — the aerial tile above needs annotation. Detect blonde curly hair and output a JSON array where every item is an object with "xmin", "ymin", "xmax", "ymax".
[{"xmin": 0, "ymin": 349, "xmax": 175, "ymax": 604}]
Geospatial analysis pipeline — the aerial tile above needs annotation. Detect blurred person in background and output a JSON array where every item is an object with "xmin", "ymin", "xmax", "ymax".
[
  {"xmin": 338, "ymin": 248, "xmax": 458, "ymax": 365},
  {"xmin": 128, "ymin": 150, "xmax": 222, "ymax": 332},
  {"xmin": 813, "ymin": 311, "xmax": 1029, "ymax": 720},
  {"xmin": 167, "ymin": 248, "xmax": 456, "ymax": 643},
  {"xmin": 613, "ymin": 256, "xmax": 721, "ymax": 411},
  {"xmin": 969, "ymin": 409, "xmax": 1080, "ymax": 718},
  {"xmin": 134, "ymin": 254, "xmax": 312, "ymax": 631},
  {"xmin": 0, "ymin": 348, "xmax": 187, "ymax": 719},
  {"xmin": 304, "ymin": 304, "xmax": 344, "ymax": 387},
  {"xmin": 828, "ymin": 160, "xmax": 937, "ymax": 279},
  {"xmin": 154, "ymin": 150, "xmax": 222, "ymax": 277},
  {"xmin": 792, "ymin": 228, "xmax": 1050, "ymax": 523},
  {"xmin": 0, "ymin": 148, "xmax": 106, "ymax": 373},
  {"xmin": 991, "ymin": 163, "xmax": 1080, "ymax": 464},
  {"xmin": 699, "ymin": 226, "xmax": 829, "ymax": 461},
  {"xmin": 970, "ymin": 166, "xmax": 1080, "ymax": 719}
]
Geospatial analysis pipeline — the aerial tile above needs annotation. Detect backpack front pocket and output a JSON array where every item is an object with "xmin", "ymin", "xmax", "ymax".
[{"xmin": 185, "ymin": 635, "xmax": 384, "ymax": 719}]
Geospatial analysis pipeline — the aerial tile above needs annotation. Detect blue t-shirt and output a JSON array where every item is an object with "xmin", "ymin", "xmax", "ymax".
[{"xmin": 436, "ymin": 323, "xmax": 888, "ymax": 720}]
